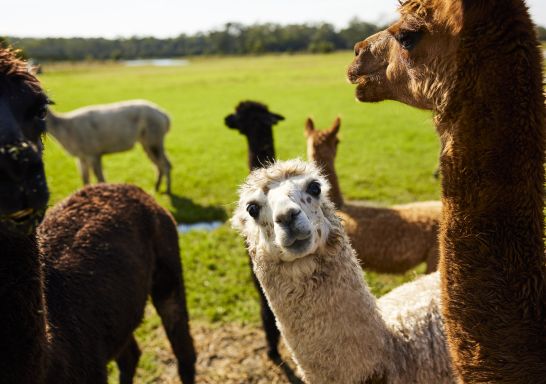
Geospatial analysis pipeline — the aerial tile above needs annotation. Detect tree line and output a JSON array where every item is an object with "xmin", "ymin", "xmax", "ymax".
[{"xmin": 4, "ymin": 20, "xmax": 546, "ymax": 62}]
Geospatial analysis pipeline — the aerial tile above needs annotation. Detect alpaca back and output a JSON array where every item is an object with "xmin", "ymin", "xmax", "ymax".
[
  {"xmin": 378, "ymin": 272, "xmax": 453, "ymax": 383},
  {"xmin": 51, "ymin": 100, "xmax": 169, "ymax": 156},
  {"xmin": 37, "ymin": 184, "xmax": 175, "ymax": 381},
  {"xmin": 340, "ymin": 201, "xmax": 441, "ymax": 273}
]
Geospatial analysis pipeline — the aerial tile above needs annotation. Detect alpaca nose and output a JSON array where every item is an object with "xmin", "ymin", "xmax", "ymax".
[{"xmin": 275, "ymin": 208, "xmax": 301, "ymax": 227}]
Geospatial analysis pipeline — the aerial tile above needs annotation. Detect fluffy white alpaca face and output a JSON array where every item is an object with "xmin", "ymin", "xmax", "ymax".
[{"xmin": 233, "ymin": 160, "xmax": 332, "ymax": 262}]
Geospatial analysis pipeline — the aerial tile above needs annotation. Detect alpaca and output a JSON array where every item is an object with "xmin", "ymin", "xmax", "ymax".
[
  {"xmin": 0, "ymin": 48, "xmax": 196, "ymax": 384},
  {"xmin": 46, "ymin": 100, "xmax": 172, "ymax": 193},
  {"xmin": 225, "ymin": 100, "xmax": 286, "ymax": 361},
  {"xmin": 225, "ymin": 100, "xmax": 285, "ymax": 170},
  {"xmin": 305, "ymin": 117, "xmax": 441, "ymax": 273},
  {"xmin": 232, "ymin": 159, "xmax": 453, "ymax": 384},
  {"xmin": 347, "ymin": 0, "xmax": 546, "ymax": 381}
]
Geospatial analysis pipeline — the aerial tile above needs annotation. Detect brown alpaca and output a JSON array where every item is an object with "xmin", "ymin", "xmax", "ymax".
[
  {"xmin": 348, "ymin": 0, "xmax": 546, "ymax": 382},
  {"xmin": 0, "ymin": 47, "xmax": 196, "ymax": 384},
  {"xmin": 305, "ymin": 117, "xmax": 441, "ymax": 273},
  {"xmin": 225, "ymin": 100, "xmax": 286, "ymax": 361}
]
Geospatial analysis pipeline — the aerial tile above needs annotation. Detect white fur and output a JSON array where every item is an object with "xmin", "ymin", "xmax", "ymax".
[
  {"xmin": 46, "ymin": 99, "xmax": 172, "ymax": 192},
  {"xmin": 233, "ymin": 159, "xmax": 454, "ymax": 384}
]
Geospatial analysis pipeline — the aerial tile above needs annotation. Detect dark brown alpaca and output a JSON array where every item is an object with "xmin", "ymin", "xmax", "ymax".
[
  {"xmin": 0, "ymin": 47, "xmax": 196, "ymax": 384},
  {"xmin": 348, "ymin": 0, "xmax": 546, "ymax": 382},
  {"xmin": 225, "ymin": 100, "xmax": 285, "ymax": 360}
]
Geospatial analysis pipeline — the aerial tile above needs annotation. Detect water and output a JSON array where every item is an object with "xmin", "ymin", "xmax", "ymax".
[
  {"xmin": 124, "ymin": 58, "xmax": 190, "ymax": 67},
  {"xmin": 177, "ymin": 221, "xmax": 223, "ymax": 234}
]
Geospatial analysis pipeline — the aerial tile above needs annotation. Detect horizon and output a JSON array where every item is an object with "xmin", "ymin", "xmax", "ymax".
[{"xmin": 4, "ymin": 0, "xmax": 545, "ymax": 39}]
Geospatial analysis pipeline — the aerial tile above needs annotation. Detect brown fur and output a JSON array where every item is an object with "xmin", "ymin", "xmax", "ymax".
[
  {"xmin": 0, "ymin": 47, "xmax": 196, "ymax": 383},
  {"xmin": 38, "ymin": 184, "xmax": 196, "ymax": 383},
  {"xmin": 305, "ymin": 117, "xmax": 441, "ymax": 273},
  {"xmin": 348, "ymin": 0, "xmax": 546, "ymax": 381}
]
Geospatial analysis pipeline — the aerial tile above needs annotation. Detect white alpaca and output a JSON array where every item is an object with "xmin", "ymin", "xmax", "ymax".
[
  {"xmin": 232, "ymin": 159, "xmax": 453, "ymax": 384},
  {"xmin": 46, "ymin": 99, "xmax": 172, "ymax": 193}
]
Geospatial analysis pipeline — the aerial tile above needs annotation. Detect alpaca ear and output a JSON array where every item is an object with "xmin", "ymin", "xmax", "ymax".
[
  {"xmin": 330, "ymin": 117, "xmax": 341, "ymax": 136},
  {"xmin": 270, "ymin": 113, "xmax": 285, "ymax": 125},
  {"xmin": 305, "ymin": 118, "xmax": 315, "ymax": 137}
]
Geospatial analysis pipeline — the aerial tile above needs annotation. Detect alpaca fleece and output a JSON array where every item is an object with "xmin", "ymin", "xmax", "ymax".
[
  {"xmin": 37, "ymin": 183, "xmax": 196, "ymax": 383},
  {"xmin": 348, "ymin": 0, "xmax": 546, "ymax": 381},
  {"xmin": 233, "ymin": 159, "xmax": 453, "ymax": 384},
  {"xmin": 46, "ymin": 100, "xmax": 172, "ymax": 193},
  {"xmin": 306, "ymin": 117, "xmax": 441, "ymax": 273}
]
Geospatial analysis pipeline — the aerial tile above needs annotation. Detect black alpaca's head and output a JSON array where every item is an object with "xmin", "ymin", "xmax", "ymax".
[
  {"xmin": 0, "ymin": 48, "xmax": 50, "ymax": 235},
  {"xmin": 224, "ymin": 100, "xmax": 285, "ymax": 170}
]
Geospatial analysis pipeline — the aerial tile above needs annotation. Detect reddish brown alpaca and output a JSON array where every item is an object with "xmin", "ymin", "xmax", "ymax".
[
  {"xmin": 305, "ymin": 117, "xmax": 441, "ymax": 273},
  {"xmin": 0, "ymin": 48, "xmax": 196, "ymax": 384},
  {"xmin": 348, "ymin": 0, "xmax": 546, "ymax": 382}
]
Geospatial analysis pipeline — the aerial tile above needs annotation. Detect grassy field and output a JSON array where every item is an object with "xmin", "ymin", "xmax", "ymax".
[{"xmin": 38, "ymin": 52, "xmax": 439, "ymax": 382}]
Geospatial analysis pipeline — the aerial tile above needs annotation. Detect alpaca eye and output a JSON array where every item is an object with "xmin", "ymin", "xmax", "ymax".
[
  {"xmin": 396, "ymin": 30, "xmax": 422, "ymax": 51},
  {"xmin": 35, "ymin": 106, "xmax": 48, "ymax": 120},
  {"xmin": 247, "ymin": 203, "xmax": 260, "ymax": 219},
  {"xmin": 306, "ymin": 181, "xmax": 321, "ymax": 197}
]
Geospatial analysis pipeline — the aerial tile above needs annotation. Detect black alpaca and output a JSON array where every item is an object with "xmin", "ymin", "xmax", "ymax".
[
  {"xmin": 0, "ymin": 47, "xmax": 196, "ymax": 384},
  {"xmin": 225, "ymin": 100, "xmax": 284, "ymax": 360}
]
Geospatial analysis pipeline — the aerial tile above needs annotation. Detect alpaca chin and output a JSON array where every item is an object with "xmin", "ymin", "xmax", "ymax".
[
  {"xmin": 276, "ymin": 229, "xmax": 315, "ymax": 262},
  {"xmin": 279, "ymin": 242, "xmax": 313, "ymax": 262}
]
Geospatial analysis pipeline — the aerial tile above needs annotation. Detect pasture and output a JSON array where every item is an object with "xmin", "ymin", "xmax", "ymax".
[{"xmin": 38, "ymin": 52, "xmax": 440, "ymax": 382}]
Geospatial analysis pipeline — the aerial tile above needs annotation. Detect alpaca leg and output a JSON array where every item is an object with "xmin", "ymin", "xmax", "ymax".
[
  {"xmin": 78, "ymin": 158, "xmax": 90, "ymax": 185},
  {"xmin": 425, "ymin": 246, "xmax": 440, "ymax": 274},
  {"xmin": 85, "ymin": 366, "xmax": 108, "ymax": 384},
  {"xmin": 162, "ymin": 152, "xmax": 172, "ymax": 195},
  {"xmin": 249, "ymin": 256, "xmax": 281, "ymax": 360},
  {"xmin": 116, "ymin": 335, "xmax": 141, "ymax": 384},
  {"xmin": 155, "ymin": 170, "xmax": 164, "ymax": 192},
  {"xmin": 141, "ymin": 142, "xmax": 171, "ymax": 194},
  {"xmin": 151, "ymin": 262, "xmax": 196, "ymax": 384},
  {"xmin": 90, "ymin": 156, "xmax": 105, "ymax": 183}
]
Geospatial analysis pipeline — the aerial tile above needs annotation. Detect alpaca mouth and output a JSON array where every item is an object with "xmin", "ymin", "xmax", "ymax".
[
  {"xmin": 347, "ymin": 63, "xmax": 387, "ymax": 85},
  {"xmin": 1, "ymin": 207, "xmax": 45, "ymax": 235},
  {"xmin": 284, "ymin": 235, "xmax": 312, "ymax": 253},
  {"xmin": 8, "ymin": 208, "xmax": 35, "ymax": 222}
]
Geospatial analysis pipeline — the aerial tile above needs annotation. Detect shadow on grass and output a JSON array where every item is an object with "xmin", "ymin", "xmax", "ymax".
[{"xmin": 168, "ymin": 193, "xmax": 228, "ymax": 223}]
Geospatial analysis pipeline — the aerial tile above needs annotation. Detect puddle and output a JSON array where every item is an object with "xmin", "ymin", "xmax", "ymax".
[
  {"xmin": 124, "ymin": 58, "xmax": 189, "ymax": 67},
  {"xmin": 177, "ymin": 221, "xmax": 223, "ymax": 234}
]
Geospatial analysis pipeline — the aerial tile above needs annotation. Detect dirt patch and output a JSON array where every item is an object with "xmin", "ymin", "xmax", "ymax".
[{"xmin": 136, "ymin": 320, "xmax": 303, "ymax": 384}]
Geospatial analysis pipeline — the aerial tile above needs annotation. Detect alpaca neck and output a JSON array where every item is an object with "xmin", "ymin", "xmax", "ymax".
[
  {"xmin": 254, "ymin": 236, "xmax": 392, "ymax": 383},
  {"xmin": 312, "ymin": 154, "xmax": 344, "ymax": 209},
  {"xmin": 46, "ymin": 111, "xmax": 68, "ymax": 142},
  {"xmin": 0, "ymin": 230, "xmax": 48, "ymax": 382},
  {"xmin": 437, "ymin": 1, "xmax": 546, "ymax": 379},
  {"xmin": 248, "ymin": 146, "xmax": 275, "ymax": 171}
]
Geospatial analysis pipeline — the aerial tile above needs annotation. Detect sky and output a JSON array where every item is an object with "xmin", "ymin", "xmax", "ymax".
[{"xmin": 3, "ymin": 0, "xmax": 545, "ymax": 39}]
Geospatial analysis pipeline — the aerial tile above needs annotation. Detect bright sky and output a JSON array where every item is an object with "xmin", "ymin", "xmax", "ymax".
[{"xmin": 4, "ymin": 0, "xmax": 546, "ymax": 38}]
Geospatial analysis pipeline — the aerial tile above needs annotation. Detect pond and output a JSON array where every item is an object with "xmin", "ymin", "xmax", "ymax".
[
  {"xmin": 177, "ymin": 221, "xmax": 223, "ymax": 234},
  {"xmin": 124, "ymin": 58, "xmax": 190, "ymax": 67}
]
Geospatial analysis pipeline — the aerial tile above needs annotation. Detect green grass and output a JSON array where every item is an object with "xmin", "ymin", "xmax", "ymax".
[
  {"xmin": 40, "ymin": 52, "xmax": 439, "ymax": 322},
  {"xmin": 39, "ymin": 53, "xmax": 439, "ymax": 381}
]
